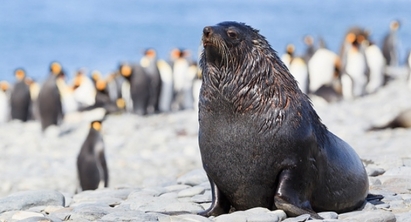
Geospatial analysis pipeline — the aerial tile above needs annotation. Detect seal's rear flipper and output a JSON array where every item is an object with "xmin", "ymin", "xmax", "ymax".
[{"xmin": 366, "ymin": 193, "xmax": 384, "ymax": 203}]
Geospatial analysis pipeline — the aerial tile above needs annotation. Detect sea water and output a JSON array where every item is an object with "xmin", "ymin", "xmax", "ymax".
[{"xmin": 0, "ymin": 0, "xmax": 410, "ymax": 83}]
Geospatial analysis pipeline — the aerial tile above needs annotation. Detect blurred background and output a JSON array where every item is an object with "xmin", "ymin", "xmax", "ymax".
[{"xmin": 0, "ymin": 0, "xmax": 410, "ymax": 83}]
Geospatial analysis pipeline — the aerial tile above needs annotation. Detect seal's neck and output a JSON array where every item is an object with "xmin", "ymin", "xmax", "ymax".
[{"xmin": 201, "ymin": 48, "xmax": 301, "ymax": 115}]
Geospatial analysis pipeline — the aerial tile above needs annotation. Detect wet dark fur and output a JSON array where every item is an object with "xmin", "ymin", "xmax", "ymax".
[{"xmin": 198, "ymin": 21, "xmax": 368, "ymax": 219}]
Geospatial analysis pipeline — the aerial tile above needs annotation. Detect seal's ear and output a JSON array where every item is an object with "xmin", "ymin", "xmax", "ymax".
[{"xmin": 252, "ymin": 39, "xmax": 260, "ymax": 45}]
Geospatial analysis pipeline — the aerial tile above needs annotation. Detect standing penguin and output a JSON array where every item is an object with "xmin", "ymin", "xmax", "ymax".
[
  {"xmin": 10, "ymin": 69, "xmax": 32, "ymax": 122},
  {"xmin": 281, "ymin": 44, "xmax": 309, "ymax": 94},
  {"xmin": 77, "ymin": 120, "xmax": 109, "ymax": 192},
  {"xmin": 170, "ymin": 48, "xmax": 195, "ymax": 111},
  {"xmin": 382, "ymin": 20, "xmax": 400, "ymax": 67},
  {"xmin": 157, "ymin": 59, "xmax": 174, "ymax": 113},
  {"xmin": 340, "ymin": 29, "xmax": 369, "ymax": 99},
  {"xmin": 364, "ymin": 39, "xmax": 386, "ymax": 94},
  {"xmin": 119, "ymin": 63, "xmax": 150, "ymax": 115},
  {"xmin": 37, "ymin": 62, "xmax": 64, "ymax": 131},
  {"xmin": 140, "ymin": 48, "xmax": 162, "ymax": 114}
]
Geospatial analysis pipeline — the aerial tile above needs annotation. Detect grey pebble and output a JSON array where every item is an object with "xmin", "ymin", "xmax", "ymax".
[
  {"xmin": 214, "ymin": 213, "xmax": 247, "ymax": 222},
  {"xmin": 318, "ymin": 211, "xmax": 338, "ymax": 219},
  {"xmin": 178, "ymin": 186, "xmax": 205, "ymax": 198},
  {"xmin": 338, "ymin": 210, "xmax": 396, "ymax": 222},
  {"xmin": 282, "ymin": 213, "xmax": 310, "ymax": 222},
  {"xmin": 69, "ymin": 202, "xmax": 113, "ymax": 221},
  {"xmin": 177, "ymin": 169, "xmax": 208, "ymax": 186},
  {"xmin": 366, "ymin": 167, "xmax": 386, "ymax": 177},
  {"xmin": 0, "ymin": 190, "xmax": 65, "ymax": 214},
  {"xmin": 158, "ymin": 214, "xmax": 213, "ymax": 222}
]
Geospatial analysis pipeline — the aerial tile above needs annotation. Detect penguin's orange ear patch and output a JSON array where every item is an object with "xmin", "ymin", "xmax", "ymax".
[
  {"xmin": 51, "ymin": 62, "xmax": 62, "ymax": 75},
  {"xmin": 120, "ymin": 65, "xmax": 132, "ymax": 77},
  {"xmin": 116, "ymin": 98, "xmax": 126, "ymax": 109},
  {"xmin": 92, "ymin": 121, "xmax": 102, "ymax": 131},
  {"xmin": 15, "ymin": 69, "xmax": 26, "ymax": 80},
  {"xmin": 346, "ymin": 33, "xmax": 356, "ymax": 43},
  {"xmin": 96, "ymin": 79, "xmax": 106, "ymax": 91}
]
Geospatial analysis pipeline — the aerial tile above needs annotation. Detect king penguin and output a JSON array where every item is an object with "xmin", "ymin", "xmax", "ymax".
[
  {"xmin": 37, "ymin": 62, "xmax": 64, "ymax": 131},
  {"xmin": 77, "ymin": 120, "xmax": 109, "ymax": 192},
  {"xmin": 140, "ymin": 48, "xmax": 162, "ymax": 114},
  {"xmin": 10, "ymin": 69, "xmax": 32, "ymax": 122}
]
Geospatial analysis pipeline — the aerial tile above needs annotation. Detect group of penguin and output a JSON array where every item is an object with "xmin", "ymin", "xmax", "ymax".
[
  {"xmin": 2, "ymin": 20, "xmax": 411, "ymax": 192},
  {"xmin": 281, "ymin": 20, "xmax": 411, "ymax": 103},
  {"xmin": 0, "ymin": 47, "xmax": 201, "ymax": 192}
]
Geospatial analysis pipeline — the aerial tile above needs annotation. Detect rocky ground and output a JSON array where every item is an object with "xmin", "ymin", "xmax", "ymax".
[{"xmin": 0, "ymin": 77, "xmax": 411, "ymax": 221}]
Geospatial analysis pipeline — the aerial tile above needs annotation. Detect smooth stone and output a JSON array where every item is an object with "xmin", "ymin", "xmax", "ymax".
[
  {"xmin": 245, "ymin": 207, "xmax": 271, "ymax": 214},
  {"xmin": 164, "ymin": 202, "xmax": 204, "ymax": 213},
  {"xmin": 375, "ymin": 203, "xmax": 390, "ymax": 209},
  {"xmin": 0, "ymin": 190, "xmax": 65, "ymax": 213},
  {"xmin": 100, "ymin": 210, "xmax": 160, "ymax": 222},
  {"xmin": 338, "ymin": 210, "xmax": 396, "ymax": 222},
  {"xmin": 164, "ymin": 185, "xmax": 192, "ymax": 193},
  {"xmin": 177, "ymin": 169, "xmax": 208, "ymax": 186},
  {"xmin": 178, "ymin": 186, "xmax": 205, "ymax": 198},
  {"xmin": 388, "ymin": 200, "xmax": 406, "ymax": 209},
  {"xmin": 367, "ymin": 167, "xmax": 386, "ymax": 177},
  {"xmin": 15, "ymin": 216, "xmax": 55, "ymax": 222},
  {"xmin": 158, "ymin": 214, "xmax": 213, "ymax": 222},
  {"xmin": 369, "ymin": 177, "xmax": 382, "ymax": 185},
  {"xmin": 384, "ymin": 166, "xmax": 411, "ymax": 175},
  {"xmin": 48, "ymin": 207, "xmax": 73, "ymax": 221},
  {"xmin": 268, "ymin": 210, "xmax": 287, "ymax": 221},
  {"xmin": 396, "ymin": 211, "xmax": 411, "ymax": 222},
  {"xmin": 282, "ymin": 214, "xmax": 310, "ymax": 222},
  {"xmin": 190, "ymin": 194, "xmax": 211, "ymax": 204},
  {"xmin": 214, "ymin": 213, "xmax": 247, "ymax": 222},
  {"xmin": 69, "ymin": 203, "xmax": 113, "ymax": 221},
  {"xmin": 246, "ymin": 213, "xmax": 280, "ymax": 222},
  {"xmin": 11, "ymin": 211, "xmax": 44, "ymax": 220},
  {"xmin": 318, "ymin": 211, "xmax": 338, "ymax": 219},
  {"xmin": 72, "ymin": 188, "xmax": 135, "ymax": 203},
  {"xmin": 361, "ymin": 202, "xmax": 377, "ymax": 211}
]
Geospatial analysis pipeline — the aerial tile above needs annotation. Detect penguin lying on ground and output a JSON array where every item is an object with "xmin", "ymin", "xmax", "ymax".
[{"xmin": 76, "ymin": 120, "xmax": 109, "ymax": 192}]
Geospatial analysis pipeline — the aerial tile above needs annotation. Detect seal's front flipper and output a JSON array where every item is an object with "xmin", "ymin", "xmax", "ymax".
[
  {"xmin": 274, "ymin": 169, "xmax": 322, "ymax": 219},
  {"xmin": 197, "ymin": 176, "xmax": 230, "ymax": 217},
  {"xmin": 274, "ymin": 196, "xmax": 322, "ymax": 219}
]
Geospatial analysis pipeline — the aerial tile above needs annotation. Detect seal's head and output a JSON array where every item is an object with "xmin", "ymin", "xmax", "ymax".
[{"xmin": 201, "ymin": 21, "xmax": 268, "ymax": 68}]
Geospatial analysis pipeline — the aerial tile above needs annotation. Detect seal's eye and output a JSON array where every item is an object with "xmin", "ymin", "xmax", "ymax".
[{"xmin": 227, "ymin": 30, "xmax": 238, "ymax": 39}]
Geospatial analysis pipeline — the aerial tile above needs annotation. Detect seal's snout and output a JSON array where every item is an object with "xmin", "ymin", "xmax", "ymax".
[
  {"xmin": 202, "ymin": 26, "xmax": 213, "ymax": 47},
  {"xmin": 203, "ymin": 26, "xmax": 213, "ymax": 38}
]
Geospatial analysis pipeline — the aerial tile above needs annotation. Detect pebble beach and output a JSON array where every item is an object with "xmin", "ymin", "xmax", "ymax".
[{"xmin": 1, "ymin": 75, "xmax": 411, "ymax": 221}]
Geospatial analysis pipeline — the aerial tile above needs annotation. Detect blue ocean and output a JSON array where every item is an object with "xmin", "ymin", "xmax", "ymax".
[{"xmin": 0, "ymin": 0, "xmax": 410, "ymax": 83}]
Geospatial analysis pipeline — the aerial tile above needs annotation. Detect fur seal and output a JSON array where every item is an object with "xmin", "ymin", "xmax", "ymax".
[
  {"xmin": 77, "ymin": 120, "xmax": 109, "ymax": 192},
  {"xmin": 198, "ymin": 21, "xmax": 369, "ymax": 219},
  {"xmin": 10, "ymin": 69, "xmax": 32, "ymax": 122}
]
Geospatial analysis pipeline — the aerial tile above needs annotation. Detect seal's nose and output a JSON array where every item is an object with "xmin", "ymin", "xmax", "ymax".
[{"xmin": 203, "ymin": 26, "xmax": 212, "ymax": 38}]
